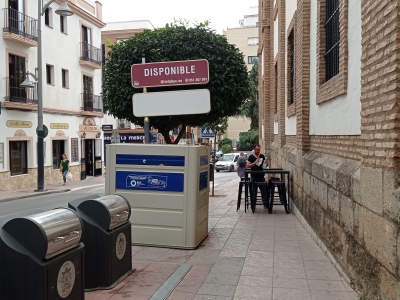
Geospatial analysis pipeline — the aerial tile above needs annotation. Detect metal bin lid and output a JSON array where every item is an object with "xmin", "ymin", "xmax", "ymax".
[
  {"xmin": 2, "ymin": 208, "xmax": 83, "ymax": 260},
  {"xmin": 76, "ymin": 195, "xmax": 131, "ymax": 231}
]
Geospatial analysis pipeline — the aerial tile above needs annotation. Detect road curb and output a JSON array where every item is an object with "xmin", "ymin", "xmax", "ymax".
[
  {"xmin": 0, "ymin": 183, "xmax": 105, "ymax": 203},
  {"xmin": 69, "ymin": 183, "xmax": 104, "ymax": 192},
  {"xmin": 0, "ymin": 189, "xmax": 71, "ymax": 203}
]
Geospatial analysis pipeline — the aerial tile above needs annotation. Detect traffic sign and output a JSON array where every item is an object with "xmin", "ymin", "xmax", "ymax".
[
  {"xmin": 102, "ymin": 124, "xmax": 113, "ymax": 131},
  {"xmin": 201, "ymin": 127, "xmax": 215, "ymax": 138},
  {"xmin": 132, "ymin": 89, "xmax": 211, "ymax": 117},
  {"xmin": 131, "ymin": 59, "xmax": 209, "ymax": 88},
  {"xmin": 36, "ymin": 125, "xmax": 48, "ymax": 138}
]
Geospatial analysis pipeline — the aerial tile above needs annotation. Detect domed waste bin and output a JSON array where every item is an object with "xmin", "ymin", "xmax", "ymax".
[
  {"xmin": 0, "ymin": 208, "xmax": 84, "ymax": 300},
  {"xmin": 68, "ymin": 195, "xmax": 134, "ymax": 290}
]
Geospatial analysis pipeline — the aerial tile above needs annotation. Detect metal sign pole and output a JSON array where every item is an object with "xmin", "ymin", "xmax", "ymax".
[
  {"xmin": 142, "ymin": 56, "xmax": 151, "ymax": 144},
  {"xmin": 212, "ymin": 129, "xmax": 216, "ymax": 197}
]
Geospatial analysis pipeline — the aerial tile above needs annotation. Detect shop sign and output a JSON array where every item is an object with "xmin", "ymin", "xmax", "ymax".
[
  {"xmin": 50, "ymin": 123, "xmax": 69, "ymax": 129},
  {"xmin": 131, "ymin": 59, "xmax": 209, "ymax": 88},
  {"xmin": 104, "ymin": 133, "xmax": 157, "ymax": 143},
  {"xmin": 79, "ymin": 125, "xmax": 99, "ymax": 132},
  {"xmin": 6, "ymin": 120, "xmax": 32, "ymax": 128}
]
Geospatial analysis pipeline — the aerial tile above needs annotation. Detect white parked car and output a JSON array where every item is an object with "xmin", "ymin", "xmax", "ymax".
[{"xmin": 214, "ymin": 153, "xmax": 247, "ymax": 172}]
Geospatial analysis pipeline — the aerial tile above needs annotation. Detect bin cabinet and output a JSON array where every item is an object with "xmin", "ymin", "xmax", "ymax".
[
  {"xmin": 69, "ymin": 195, "xmax": 133, "ymax": 290},
  {"xmin": 0, "ymin": 208, "xmax": 84, "ymax": 300},
  {"xmin": 105, "ymin": 144, "xmax": 210, "ymax": 249}
]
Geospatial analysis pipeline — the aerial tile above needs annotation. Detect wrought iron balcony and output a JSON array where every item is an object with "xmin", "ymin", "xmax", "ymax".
[
  {"xmin": 81, "ymin": 93, "xmax": 102, "ymax": 112},
  {"xmin": 3, "ymin": 8, "xmax": 38, "ymax": 46},
  {"xmin": 79, "ymin": 42, "xmax": 102, "ymax": 68},
  {"xmin": 4, "ymin": 77, "xmax": 38, "ymax": 104}
]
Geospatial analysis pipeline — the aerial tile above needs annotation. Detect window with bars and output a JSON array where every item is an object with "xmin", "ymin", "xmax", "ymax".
[
  {"xmin": 324, "ymin": 0, "xmax": 340, "ymax": 81},
  {"xmin": 288, "ymin": 32, "xmax": 295, "ymax": 105}
]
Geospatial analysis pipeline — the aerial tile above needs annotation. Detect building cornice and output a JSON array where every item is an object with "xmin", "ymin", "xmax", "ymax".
[
  {"xmin": 56, "ymin": 0, "xmax": 106, "ymax": 28},
  {"xmin": 101, "ymin": 28, "xmax": 149, "ymax": 35}
]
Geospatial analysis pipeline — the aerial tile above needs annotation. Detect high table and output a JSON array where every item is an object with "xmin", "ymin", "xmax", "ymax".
[{"xmin": 244, "ymin": 169, "xmax": 291, "ymax": 213}]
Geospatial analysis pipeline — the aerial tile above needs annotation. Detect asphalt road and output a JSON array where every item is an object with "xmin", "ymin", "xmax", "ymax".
[{"xmin": 0, "ymin": 171, "xmax": 238, "ymax": 217}]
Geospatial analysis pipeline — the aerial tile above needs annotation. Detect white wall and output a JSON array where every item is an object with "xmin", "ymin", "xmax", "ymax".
[
  {"xmin": 0, "ymin": 0, "xmax": 105, "ymax": 174},
  {"xmin": 285, "ymin": 0, "xmax": 298, "ymax": 135},
  {"xmin": 285, "ymin": 116, "xmax": 296, "ymax": 135},
  {"xmin": 309, "ymin": 0, "xmax": 362, "ymax": 135},
  {"xmin": 245, "ymin": 16, "xmax": 258, "ymax": 27},
  {"xmin": 285, "ymin": 0, "xmax": 297, "ymax": 27},
  {"xmin": 262, "ymin": 48, "xmax": 264, "ymax": 75},
  {"xmin": 0, "ymin": 110, "xmax": 103, "ymax": 172},
  {"xmin": 274, "ymin": 121, "xmax": 278, "ymax": 134},
  {"xmin": 274, "ymin": 17, "xmax": 278, "ymax": 58},
  {"xmin": 42, "ymin": 2, "xmax": 102, "ymax": 111}
]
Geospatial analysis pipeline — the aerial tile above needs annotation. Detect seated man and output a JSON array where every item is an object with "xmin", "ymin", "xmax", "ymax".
[{"xmin": 246, "ymin": 144, "xmax": 268, "ymax": 208}]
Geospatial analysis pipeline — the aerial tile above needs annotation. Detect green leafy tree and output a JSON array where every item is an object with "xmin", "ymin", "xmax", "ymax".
[
  {"xmin": 237, "ymin": 60, "xmax": 259, "ymax": 130},
  {"xmin": 221, "ymin": 144, "xmax": 233, "ymax": 154},
  {"xmin": 103, "ymin": 21, "xmax": 250, "ymax": 144},
  {"xmin": 238, "ymin": 129, "xmax": 259, "ymax": 150},
  {"xmin": 219, "ymin": 138, "xmax": 232, "ymax": 148}
]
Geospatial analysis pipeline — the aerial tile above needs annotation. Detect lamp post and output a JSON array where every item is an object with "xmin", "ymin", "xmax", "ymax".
[{"xmin": 21, "ymin": 0, "xmax": 73, "ymax": 192}]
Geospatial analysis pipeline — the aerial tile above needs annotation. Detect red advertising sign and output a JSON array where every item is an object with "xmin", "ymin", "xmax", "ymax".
[{"xmin": 131, "ymin": 59, "xmax": 209, "ymax": 88}]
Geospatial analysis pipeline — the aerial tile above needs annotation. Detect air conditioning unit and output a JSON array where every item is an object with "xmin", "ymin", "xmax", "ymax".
[
  {"xmin": 239, "ymin": 19, "xmax": 244, "ymax": 27},
  {"xmin": 119, "ymin": 123, "xmax": 125, "ymax": 129}
]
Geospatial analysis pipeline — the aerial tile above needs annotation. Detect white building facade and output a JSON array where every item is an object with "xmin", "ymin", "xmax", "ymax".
[{"xmin": 0, "ymin": 0, "xmax": 105, "ymax": 191}]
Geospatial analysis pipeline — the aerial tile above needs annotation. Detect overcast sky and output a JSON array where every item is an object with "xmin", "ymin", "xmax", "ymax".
[{"xmin": 100, "ymin": 0, "xmax": 258, "ymax": 34}]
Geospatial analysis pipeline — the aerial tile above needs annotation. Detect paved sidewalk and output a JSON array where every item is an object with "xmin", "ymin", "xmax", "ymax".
[
  {"xmin": 86, "ymin": 178, "xmax": 358, "ymax": 300},
  {"xmin": 0, "ymin": 176, "xmax": 105, "ymax": 202}
]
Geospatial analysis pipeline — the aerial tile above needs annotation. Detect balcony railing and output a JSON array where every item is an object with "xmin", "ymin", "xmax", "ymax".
[
  {"xmin": 3, "ymin": 8, "xmax": 38, "ymax": 41},
  {"xmin": 80, "ymin": 42, "xmax": 102, "ymax": 65},
  {"xmin": 4, "ymin": 77, "xmax": 38, "ymax": 104},
  {"xmin": 81, "ymin": 93, "xmax": 102, "ymax": 112}
]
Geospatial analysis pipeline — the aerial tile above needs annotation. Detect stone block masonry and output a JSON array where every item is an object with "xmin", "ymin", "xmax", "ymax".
[{"xmin": 277, "ymin": 146, "xmax": 400, "ymax": 299}]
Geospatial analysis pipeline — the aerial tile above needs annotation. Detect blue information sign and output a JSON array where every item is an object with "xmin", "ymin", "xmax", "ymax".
[
  {"xmin": 201, "ymin": 127, "xmax": 215, "ymax": 138},
  {"xmin": 116, "ymin": 171, "xmax": 184, "ymax": 192},
  {"xmin": 199, "ymin": 171, "xmax": 208, "ymax": 191}
]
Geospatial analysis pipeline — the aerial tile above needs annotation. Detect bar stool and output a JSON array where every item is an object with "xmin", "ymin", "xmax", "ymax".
[
  {"xmin": 248, "ymin": 180, "xmax": 269, "ymax": 212},
  {"xmin": 268, "ymin": 179, "xmax": 289, "ymax": 214},
  {"xmin": 237, "ymin": 178, "xmax": 250, "ymax": 211}
]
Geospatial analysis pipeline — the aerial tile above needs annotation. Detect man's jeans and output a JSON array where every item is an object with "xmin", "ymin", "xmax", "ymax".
[{"xmin": 250, "ymin": 176, "xmax": 268, "ymax": 206}]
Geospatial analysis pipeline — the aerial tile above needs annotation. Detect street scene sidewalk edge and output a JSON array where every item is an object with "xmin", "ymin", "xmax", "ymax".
[{"xmin": 0, "ymin": 183, "xmax": 105, "ymax": 203}]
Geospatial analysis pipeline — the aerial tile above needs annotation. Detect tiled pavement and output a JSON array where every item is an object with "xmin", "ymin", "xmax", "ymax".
[{"xmin": 86, "ymin": 178, "xmax": 358, "ymax": 300}]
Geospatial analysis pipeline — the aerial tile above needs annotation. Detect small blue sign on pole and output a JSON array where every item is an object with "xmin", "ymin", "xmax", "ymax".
[{"xmin": 201, "ymin": 127, "xmax": 215, "ymax": 138}]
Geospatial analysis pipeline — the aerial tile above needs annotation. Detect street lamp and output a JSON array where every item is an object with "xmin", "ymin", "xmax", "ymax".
[
  {"xmin": 21, "ymin": 0, "xmax": 74, "ymax": 192},
  {"xmin": 20, "ymin": 70, "xmax": 37, "ymax": 88}
]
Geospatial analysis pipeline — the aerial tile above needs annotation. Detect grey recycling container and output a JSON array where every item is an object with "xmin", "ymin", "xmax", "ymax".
[
  {"xmin": 68, "ymin": 195, "xmax": 133, "ymax": 290},
  {"xmin": 0, "ymin": 208, "xmax": 85, "ymax": 300}
]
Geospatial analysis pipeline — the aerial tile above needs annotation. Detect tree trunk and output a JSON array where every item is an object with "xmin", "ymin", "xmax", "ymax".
[
  {"xmin": 159, "ymin": 128, "xmax": 172, "ymax": 144},
  {"xmin": 173, "ymin": 123, "xmax": 186, "ymax": 144}
]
